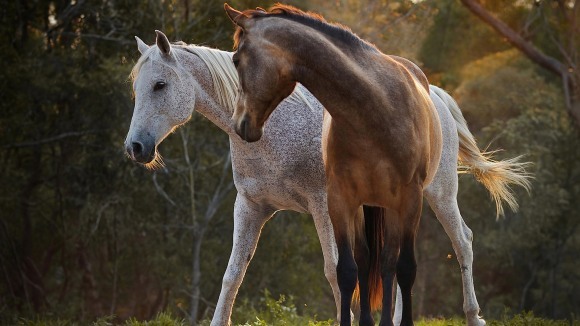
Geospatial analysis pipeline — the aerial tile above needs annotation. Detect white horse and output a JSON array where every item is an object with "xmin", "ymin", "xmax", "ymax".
[{"xmin": 124, "ymin": 31, "xmax": 530, "ymax": 326}]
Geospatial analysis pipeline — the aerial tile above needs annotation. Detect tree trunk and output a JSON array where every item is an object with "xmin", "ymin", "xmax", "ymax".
[{"xmin": 190, "ymin": 231, "xmax": 203, "ymax": 325}]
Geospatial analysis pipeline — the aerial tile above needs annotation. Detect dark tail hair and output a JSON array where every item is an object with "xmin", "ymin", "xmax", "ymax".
[{"xmin": 353, "ymin": 205, "xmax": 385, "ymax": 311}]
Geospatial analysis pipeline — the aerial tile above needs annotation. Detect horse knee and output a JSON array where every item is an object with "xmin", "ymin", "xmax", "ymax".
[
  {"xmin": 397, "ymin": 261, "xmax": 417, "ymax": 288},
  {"xmin": 221, "ymin": 269, "xmax": 243, "ymax": 290},
  {"xmin": 337, "ymin": 260, "xmax": 358, "ymax": 293},
  {"xmin": 397, "ymin": 259, "xmax": 417, "ymax": 275},
  {"xmin": 324, "ymin": 263, "xmax": 338, "ymax": 283}
]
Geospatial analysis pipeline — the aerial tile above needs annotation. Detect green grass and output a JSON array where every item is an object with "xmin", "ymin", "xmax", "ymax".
[
  {"xmin": 12, "ymin": 313, "xmax": 578, "ymax": 326},
  {"xmin": 10, "ymin": 296, "xmax": 578, "ymax": 326}
]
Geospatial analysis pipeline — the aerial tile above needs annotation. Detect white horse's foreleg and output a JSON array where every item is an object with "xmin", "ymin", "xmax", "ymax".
[
  {"xmin": 309, "ymin": 198, "xmax": 349, "ymax": 323},
  {"xmin": 424, "ymin": 187, "xmax": 485, "ymax": 326},
  {"xmin": 211, "ymin": 194, "xmax": 274, "ymax": 326}
]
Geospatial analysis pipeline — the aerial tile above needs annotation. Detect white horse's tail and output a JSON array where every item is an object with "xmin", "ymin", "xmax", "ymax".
[{"xmin": 430, "ymin": 85, "xmax": 533, "ymax": 218}]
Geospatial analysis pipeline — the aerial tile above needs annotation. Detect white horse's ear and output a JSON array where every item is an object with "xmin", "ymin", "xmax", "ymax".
[
  {"xmin": 135, "ymin": 36, "xmax": 149, "ymax": 54},
  {"xmin": 155, "ymin": 30, "xmax": 171, "ymax": 56},
  {"xmin": 224, "ymin": 3, "xmax": 248, "ymax": 29}
]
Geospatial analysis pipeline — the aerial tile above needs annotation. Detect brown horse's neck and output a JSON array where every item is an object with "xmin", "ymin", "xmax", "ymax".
[{"xmin": 270, "ymin": 20, "xmax": 387, "ymax": 127}]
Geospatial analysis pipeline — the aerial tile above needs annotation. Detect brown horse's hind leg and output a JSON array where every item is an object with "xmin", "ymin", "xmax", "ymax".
[
  {"xmin": 379, "ymin": 211, "xmax": 400, "ymax": 326},
  {"xmin": 396, "ymin": 187, "xmax": 423, "ymax": 326},
  {"xmin": 379, "ymin": 186, "xmax": 422, "ymax": 326},
  {"xmin": 327, "ymin": 188, "xmax": 359, "ymax": 326}
]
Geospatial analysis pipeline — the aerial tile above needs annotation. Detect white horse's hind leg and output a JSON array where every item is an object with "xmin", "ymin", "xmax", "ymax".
[
  {"xmin": 423, "ymin": 88, "xmax": 485, "ymax": 326},
  {"xmin": 211, "ymin": 194, "xmax": 274, "ymax": 326},
  {"xmin": 424, "ymin": 141, "xmax": 486, "ymax": 326},
  {"xmin": 309, "ymin": 196, "xmax": 352, "ymax": 323},
  {"xmin": 424, "ymin": 186, "xmax": 484, "ymax": 326}
]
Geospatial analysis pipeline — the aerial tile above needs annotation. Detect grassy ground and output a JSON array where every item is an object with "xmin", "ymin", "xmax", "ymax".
[
  {"xmin": 12, "ymin": 313, "xmax": 577, "ymax": 326},
  {"xmin": 9, "ymin": 294, "xmax": 578, "ymax": 326},
  {"xmin": 11, "ymin": 311, "xmax": 578, "ymax": 326}
]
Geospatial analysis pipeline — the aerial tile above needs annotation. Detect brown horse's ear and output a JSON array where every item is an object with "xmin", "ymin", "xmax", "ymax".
[
  {"xmin": 224, "ymin": 3, "xmax": 248, "ymax": 28},
  {"xmin": 155, "ymin": 30, "xmax": 171, "ymax": 56}
]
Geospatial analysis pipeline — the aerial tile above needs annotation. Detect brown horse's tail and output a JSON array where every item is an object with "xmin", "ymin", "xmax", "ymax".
[
  {"xmin": 352, "ymin": 205, "xmax": 385, "ymax": 312},
  {"xmin": 430, "ymin": 85, "xmax": 533, "ymax": 218}
]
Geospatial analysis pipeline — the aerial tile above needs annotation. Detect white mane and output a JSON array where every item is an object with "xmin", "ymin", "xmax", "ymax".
[{"xmin": 130, "ymin": 43, "xmax": 313, "ymax": 115}]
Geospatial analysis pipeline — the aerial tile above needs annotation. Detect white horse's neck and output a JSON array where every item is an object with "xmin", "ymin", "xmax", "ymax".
[
  {"xmin": 176, "ymin": 46, "xmax": 238, "ymax": 135},
  {"xmin": 176, "ymin": 45, "xmax": 315, "ymax": 139}
]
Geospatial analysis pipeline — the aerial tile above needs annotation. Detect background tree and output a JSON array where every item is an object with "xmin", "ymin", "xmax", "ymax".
[
  {"xmin": 460, "ymin": 0, "xmax": 580, "ymax": 126},
  {"xmin": 1, "ymin": 0, "xmax": 579, "ymax": 324}
]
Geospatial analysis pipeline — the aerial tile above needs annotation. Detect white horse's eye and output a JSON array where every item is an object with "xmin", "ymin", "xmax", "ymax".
[{"xmin": 154, "ymin": 81, "xmax": 166, "ymax": 91}]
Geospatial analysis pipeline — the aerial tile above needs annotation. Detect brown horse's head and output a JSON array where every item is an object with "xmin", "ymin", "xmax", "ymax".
[{"xmin": 225, "ymin": 4, "xmax": 297, "ymax": 142}]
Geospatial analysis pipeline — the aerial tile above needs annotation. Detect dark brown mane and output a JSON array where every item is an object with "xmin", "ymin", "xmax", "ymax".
[{"xmin": 232, "ymin": 4, "xmax": 377, "ymax": 51}]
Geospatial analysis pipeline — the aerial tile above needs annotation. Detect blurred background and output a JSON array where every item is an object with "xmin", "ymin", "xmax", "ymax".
[{"xmin": 1, "ymin": 0, "xmax": 579, "ymax": 324}]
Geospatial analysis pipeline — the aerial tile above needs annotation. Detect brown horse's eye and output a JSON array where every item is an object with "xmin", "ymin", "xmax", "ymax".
[
  {"xmin": 154, "ymin": 81, "xmax": 166, "ymax": 91},
  {"xmin": 232, "ymin": 57, "xmax": 240, "ymax": 68}
]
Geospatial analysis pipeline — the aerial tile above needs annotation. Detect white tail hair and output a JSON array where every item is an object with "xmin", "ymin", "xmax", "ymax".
[{"xmin": 430, "ymin": 85, "xmax": 533, "ymax": 218}]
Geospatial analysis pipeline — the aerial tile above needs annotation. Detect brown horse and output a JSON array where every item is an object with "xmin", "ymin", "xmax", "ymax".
[{"xmin": 224, "ymin": 4, "xmax": 442, "ymax": 326}]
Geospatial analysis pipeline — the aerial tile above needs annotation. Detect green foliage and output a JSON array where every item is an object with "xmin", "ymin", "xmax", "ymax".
[
  {"xmin": 455, "ymin": 49, "xmax": 562, "ymax": 130},
  {"xmin": 223, "ymin": 290, "xmax": 333, "ymax": 326},
  {"xmin": 419, "ymin": 0, "xmax": 511, "ymax": 85},
  {"xmin": 2, "ymin": 0, "xmax": 580, "ymax": 324},
  {"xmin": 14, "ymin": 311, "xmax": 577, "ymax": 326},
  {"xmin": 124, "ymin": 312, "xmax": 187, "ymax": 326},
  {"xmin": 415, "ymin": 312, "xmax": 573, "ymax": 326}
]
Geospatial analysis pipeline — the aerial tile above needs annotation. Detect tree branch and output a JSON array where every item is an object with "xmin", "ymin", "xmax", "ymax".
[
  {"xmin": 460, "ymin": 0, "xmax": 566, "ymax": 76},
  {"xmin": 3, "ymin": 131, "xmax": 100, "ymax": 149},
  {"xmin": 58, "ymin": 32, "xmax": 134, "ymax": 45}
]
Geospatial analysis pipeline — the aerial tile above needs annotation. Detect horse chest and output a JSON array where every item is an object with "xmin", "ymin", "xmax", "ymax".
[{"xmin": 230, "ymin": 142, "xmax": 322, "ymax": 213}]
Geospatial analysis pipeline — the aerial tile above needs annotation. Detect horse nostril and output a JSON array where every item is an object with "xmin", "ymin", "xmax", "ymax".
[
  {"xmin": 240, "ymin": 118, "xmax": 248, "ymax": 140},
  {"xmin": 132, "ymin": 141, "xmax": 144, "ymax": 156}
]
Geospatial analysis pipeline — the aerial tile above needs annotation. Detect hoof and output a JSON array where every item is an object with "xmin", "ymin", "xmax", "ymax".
[
  {"xmin": 336, "ymin": 311, "xmax": 354, "ymax": 325},
  {"xmin": 210, "ymin": 319, "xmax": 231, "ymax": 326},
  {"xmin": 467, "ymin": 316, "xmax": 486, "ymax": 326}
]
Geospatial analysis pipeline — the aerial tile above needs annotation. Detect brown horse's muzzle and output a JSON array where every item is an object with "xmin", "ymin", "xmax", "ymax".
[{"xmin": 235, "ymin": 115, "xmax": 263, "ymax": 142}]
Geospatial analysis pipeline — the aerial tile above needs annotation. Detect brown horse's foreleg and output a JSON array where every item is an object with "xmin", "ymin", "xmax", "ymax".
[
  {"xmin": 395, "ymin": 187, "xmax": 423, "ymax": 326},
  {"xmin": 397, "ymin": 231, "xmax": 420, "ymax": 326},
  {"xmin": 327, "ymin": 188, "xmax": 359, "ymax": 326},
  {"xmin": 354, "ymin": 207, "xmax": 374, "ymax": 326}
]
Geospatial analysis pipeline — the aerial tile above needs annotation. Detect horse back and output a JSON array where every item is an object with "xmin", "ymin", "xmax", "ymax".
[{"xmin": 387, "ymin": 55, "xmax": 430, "ymax": 93}]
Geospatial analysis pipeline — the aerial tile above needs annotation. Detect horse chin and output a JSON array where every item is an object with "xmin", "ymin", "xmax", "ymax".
[
  {"xmin": 234, "ymin": 117, "xmax": 264, "ymax": 142},
  {"xmin": 141, "ymin": 150, "xmax": 165, "ymax": 170},
  {"xmin": 239, "ymin": 127, "xmax": 263, "ymax": 143}
]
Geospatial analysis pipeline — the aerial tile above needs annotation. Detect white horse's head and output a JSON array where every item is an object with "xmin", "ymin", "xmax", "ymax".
[{"xmin": 125, "ymin": 30, "xmax": 196, "ymax": 168}]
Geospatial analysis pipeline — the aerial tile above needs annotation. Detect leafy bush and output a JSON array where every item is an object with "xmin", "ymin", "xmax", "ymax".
[{"xmin": 207, "ymin": 290, "xmax": 333, "ymax": 326}]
